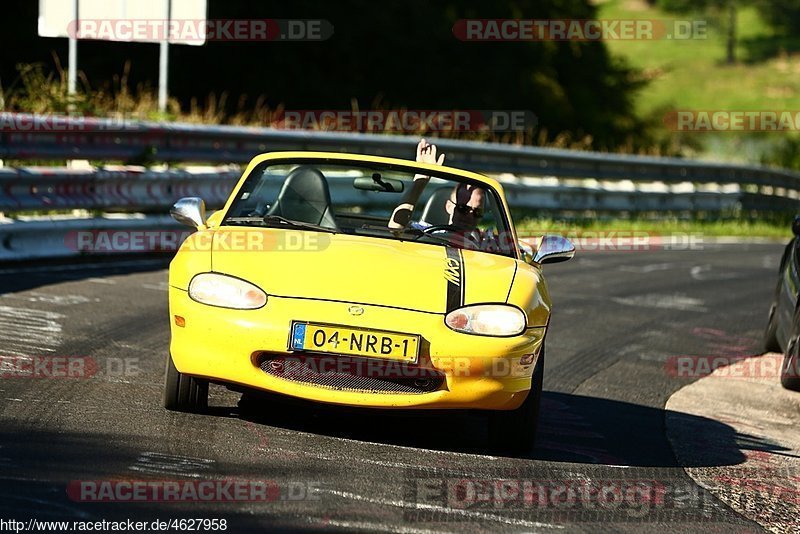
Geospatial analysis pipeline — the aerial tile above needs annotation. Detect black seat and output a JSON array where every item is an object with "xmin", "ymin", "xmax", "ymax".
[
  {"xmin": 266, "ymin": 166, "xmax": 339, "ymax": 230},
  {"xmin": 420, "ymin": 186, "xmax": 453, "ymax": 226}
]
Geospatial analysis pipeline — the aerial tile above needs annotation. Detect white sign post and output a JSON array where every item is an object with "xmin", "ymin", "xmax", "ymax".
[
  {"xmin": 67, "ymin": 0, "xmax": 78, "ymax": 97},
  {"xmin": 38, "ymin": 0, "xmax": 207, "ymax": 112},
  {"xmin": 158, "ymin": 0, "xmax": 171, "ymax": 112}
]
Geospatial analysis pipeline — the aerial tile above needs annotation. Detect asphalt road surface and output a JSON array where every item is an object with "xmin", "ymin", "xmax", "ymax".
[{"xmin": 0, "ymin": 242, "xmax": 789, "ymax": 532}]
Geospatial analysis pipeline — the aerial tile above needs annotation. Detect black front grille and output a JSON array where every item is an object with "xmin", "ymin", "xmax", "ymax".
[{"xmin": 257, "ymin": 353, "xmax": 445, "ymax": 394}]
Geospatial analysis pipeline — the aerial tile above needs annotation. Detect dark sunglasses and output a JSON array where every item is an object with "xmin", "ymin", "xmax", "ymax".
[{"xmin": 448, "ymin": 199, "xmax": 484, "ymax": 218}]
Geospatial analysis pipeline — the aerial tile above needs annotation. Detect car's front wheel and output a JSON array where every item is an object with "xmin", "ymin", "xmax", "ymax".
[
  {"xmin": 163, "ymin": 355, "xmax": 209, "ymax": 412},
  {"xmin": 764, "ymin": 301, "xmax": 782, "ymax": 353},
  {"xmin": 487, "ymin": 348, "xmax": 544, "ymax": 453},
  {"xmin": 781, "ymin": 334, "xmax": 800, "ymax": 391}
]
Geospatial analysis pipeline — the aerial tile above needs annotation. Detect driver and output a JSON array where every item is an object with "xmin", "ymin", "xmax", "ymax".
[
  {"xmin": 412, "ymin": 138, "xmax": 486, "ymax": 233},
  {"xmin": 383, "ymin": 138, "xmax": 506, "ymax": 253},
  {"xmin": 445, "ymin": 182, "xmax": 485, "ymax": 231}
]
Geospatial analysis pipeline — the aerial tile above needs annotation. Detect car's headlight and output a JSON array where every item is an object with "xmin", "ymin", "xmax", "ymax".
[
  {"xmin": 445, "ymin": 304, "xmax": 527, "ymax": 336},
  {"xmin": 188, "ymin": 273, "xmax": 267, "ymax": 309}
]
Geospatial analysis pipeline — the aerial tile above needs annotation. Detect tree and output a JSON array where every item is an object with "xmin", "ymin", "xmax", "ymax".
[
  {"xmin": 658, "ymin": 0, "xmax": 749, "ymax": 64},
  {"xmin": 753, "ymin": 0, "xmax": 800, "ymax": 34}
]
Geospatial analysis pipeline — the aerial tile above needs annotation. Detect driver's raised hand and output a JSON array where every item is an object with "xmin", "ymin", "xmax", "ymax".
[
  {"xmin": 389, "ymin": 139, "xmax": 445, "ymax": 231},
  {"xmin": 417, "ymin": 138, "xmax": 445, "ymax": 166}
]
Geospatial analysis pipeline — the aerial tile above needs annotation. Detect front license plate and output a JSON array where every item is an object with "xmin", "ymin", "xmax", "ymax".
[{"xmin": 290, "ymin": 322, "xmax": 420, "ymax": 363}]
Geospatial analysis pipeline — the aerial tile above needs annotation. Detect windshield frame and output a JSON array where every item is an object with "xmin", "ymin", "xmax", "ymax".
[{"xmin": 219, "ymin": 155, "xmax": 519, "ymax": 260}]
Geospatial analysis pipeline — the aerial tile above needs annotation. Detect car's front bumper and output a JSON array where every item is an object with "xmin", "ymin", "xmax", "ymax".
[{"xmin": 169, "ymin": 287, "xmax": 545, "ymax": 410}]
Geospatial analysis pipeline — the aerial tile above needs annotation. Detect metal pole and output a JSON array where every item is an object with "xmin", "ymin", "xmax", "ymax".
[
  {"xmin": 68, "ymin": 0, "xmax": 78, "ymax": 98},
  {"xmin": 157, "ymin": 0, "xmax": 170, "ymax": 112}
]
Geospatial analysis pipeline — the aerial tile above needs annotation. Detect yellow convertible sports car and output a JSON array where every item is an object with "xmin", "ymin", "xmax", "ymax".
[{"xmin": 165, "ymin": 151, "xmax": 574, "ymax": 451}]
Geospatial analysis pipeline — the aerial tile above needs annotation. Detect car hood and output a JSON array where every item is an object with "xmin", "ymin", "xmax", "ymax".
[{"xmin": 210, "ymin": 228, "xmax": 518, "ymax": 314}]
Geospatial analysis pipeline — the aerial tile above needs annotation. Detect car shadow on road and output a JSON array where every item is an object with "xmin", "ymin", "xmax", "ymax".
[{"xmin": 231, "ymin": 389, "xmax": 792, "ymax": 468}]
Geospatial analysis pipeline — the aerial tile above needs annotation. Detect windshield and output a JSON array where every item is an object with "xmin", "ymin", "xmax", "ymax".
[{"xmin": 222, "ymin": 159, "xmax": 517, "ymax": 258}]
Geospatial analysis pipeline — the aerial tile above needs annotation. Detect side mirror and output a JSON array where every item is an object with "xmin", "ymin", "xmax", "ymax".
[
  {"xmin": 533, "ymin": 235, "xmax": 575, "ymax": 265},
  {"xmin": 793, "ymin": 216, "xmax": 800, "ymax": 237},
  {"xmin": 171, "ymin": 197, "xmax": 207, "ymax": 229}
]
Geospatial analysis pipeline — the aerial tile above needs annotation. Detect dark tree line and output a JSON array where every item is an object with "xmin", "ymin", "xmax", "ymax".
[{"xmin": 1, "ymin": 0, "xmax": 649, "ymax": 150}]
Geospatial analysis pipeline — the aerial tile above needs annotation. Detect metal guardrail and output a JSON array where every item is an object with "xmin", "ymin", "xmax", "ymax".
[
  {"xmin": 0, "ymin": 112, "xmax": 797, "ymax": 260},
  {"xmin": 0, "ymin": 168, "xmax": 752, "ymax": 261},
  {"xmin": 3, "ymin": 112, "xmax": 800, "ymax": 193},
  {"xmin": 0, "ymin": 167, "xmax": 238, "ymax": 212},
  {"xmin": 0, "ymin": 215, "xmax": 179, "ymax": 261},
  {"xmin": 0, "ymin": 167, "xmax": 748, "ymax": 214}
]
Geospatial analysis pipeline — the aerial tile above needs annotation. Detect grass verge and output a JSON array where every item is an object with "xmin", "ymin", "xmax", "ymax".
[{"xmin": 515, "ymin": 217, "xmax": 790, "ymax": 238}]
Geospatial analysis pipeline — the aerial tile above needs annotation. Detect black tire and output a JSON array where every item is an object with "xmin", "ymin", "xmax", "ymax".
[
  {"xmin": 764, "ymin": 300, "xmax": 782, "ymax": 353},
  {"xmin": 781, "ymin": 336, "xmax": 800, "ymax": 391},
  {"xmin": 764, "ymin": 271, "xmax": 785, "ymax": 353},
  {"xmin": 163, "ymin": 354, "xmax": 209, "ymax": 413},
  {"xmin": 488, "ymin": 349, "xmax": 544, "ymax": 453}
]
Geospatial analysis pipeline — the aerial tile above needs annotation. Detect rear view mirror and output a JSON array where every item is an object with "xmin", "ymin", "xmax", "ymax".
[
  {"xmin": 354, "ymin": 173, "xmax": 404, "ymax": 193},
  {"xmin": 533, "ymin": 235, "xmax": 576, "ymax": 265},
  {"xmin": 792, "ymin": 215, "xmax": 800, "ymax": 237}
]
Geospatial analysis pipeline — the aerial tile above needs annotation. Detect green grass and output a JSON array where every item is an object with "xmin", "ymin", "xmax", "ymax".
[
  {"xmin": 598, "ymin": 0, "xmax": 800, "ymax": 115},
  {"xmin": 596, "ymin": 0, "xmax": 800, "ymax": 165},
  {"xmin": 514, "ymin": 217, "xmax": 790, "ymax": 238}
]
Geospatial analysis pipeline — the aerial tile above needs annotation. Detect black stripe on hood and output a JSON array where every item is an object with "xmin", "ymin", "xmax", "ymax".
[{"xmin": 444, "ymin": 247, "xmax": 465, "ymax": 312}]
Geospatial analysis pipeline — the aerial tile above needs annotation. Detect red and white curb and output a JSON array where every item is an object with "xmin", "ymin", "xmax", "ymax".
[{"xmin": 665, "ymin": 352, "xmax": 800, "ymax": 533}]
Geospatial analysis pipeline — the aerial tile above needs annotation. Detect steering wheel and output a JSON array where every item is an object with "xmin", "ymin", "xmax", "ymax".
[
  {"xmin": 420, "ymin": 224, "xmax": 483, "ymax": 248},
  {"xmin": 421, "ymin": 224, "xmax": 462, "ymax": 235}
]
